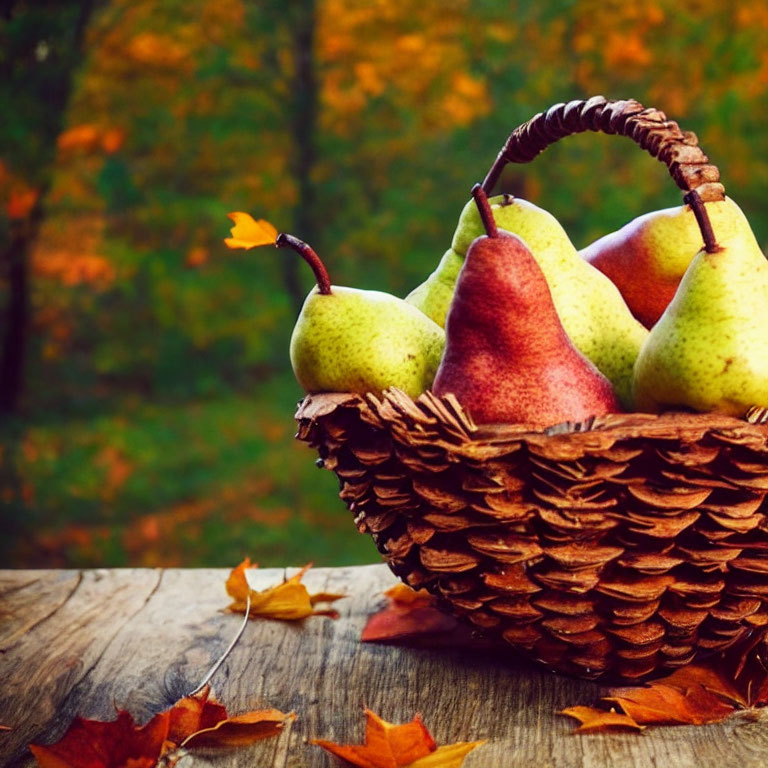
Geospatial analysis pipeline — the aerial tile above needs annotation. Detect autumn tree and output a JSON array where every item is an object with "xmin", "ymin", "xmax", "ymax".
[{"xmin": 0, "ymin": 0, "xmax": 96, "ymax": 414}]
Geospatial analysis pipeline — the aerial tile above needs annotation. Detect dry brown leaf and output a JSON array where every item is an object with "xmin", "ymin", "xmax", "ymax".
[
  {"xmin": 559, "ymin": 706, "xmax": 644, "ymax": 733},
  {"xmin": 180, "ymin": 707, "xmax": 295, "ymax": 748},
  {"xmin": 312, "ymin": 707, "xmax": 483, "ymax": 768},
  {"xmin": 605, "ymin": 683, "xmax": 734, "ymax": 726},
  {"xmin": 226, "ymin": 559, "xmax": 345, "ymax": 620},
  {"xmin": 224, "ymin": 212, "xmax": 278, "ymax": 249}
]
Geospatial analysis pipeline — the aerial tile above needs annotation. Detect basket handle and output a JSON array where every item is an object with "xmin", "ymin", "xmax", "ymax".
[{"xmin": 481, "ymin": 96, "xmax": 725, "ymax": 206}]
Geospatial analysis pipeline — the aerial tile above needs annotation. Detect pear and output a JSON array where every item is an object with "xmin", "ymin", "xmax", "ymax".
[
  {"xmin": 581, "ymin": 197, "xmax": 754, "ymax": 328},
  {"xmin": 633, "ymin": 196, "xmax": 768, "ymax": 417},
  {"xmin": 278, "ymin": 234, "xmax": 445, "ymax": 399},
  {"xmin": 407, "ymin": 194, "xmax": 648, "ymax": 408},
  {"xmin": 433, "ymin": 186, "xmax": 621, "ymax": 428}
]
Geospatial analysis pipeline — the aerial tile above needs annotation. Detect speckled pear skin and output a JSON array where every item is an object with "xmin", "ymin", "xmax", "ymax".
[
  {"xmin": 433, "ymin": 230, "xmax": 621, "ymax": 428},
  {"xmin": 289, "ymin": 285, "xmax": 445, "ymax": 399},
  {"xmin": 407, "ymin": 194, "xmax": 647, "ymax": 408},
  {"xmin": 581, "ymin": 197, "xmax": 753, "ymax": 328},
  {"xmin": 633, "ymin": 228, "xmax": 768, "ymax": 417}
]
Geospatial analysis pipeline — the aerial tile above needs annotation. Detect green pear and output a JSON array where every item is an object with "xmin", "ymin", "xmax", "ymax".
[
  {"xmin": 633, "ymin": 223, "xmax": 768, "ymax": 417},
  {"xmin": 279, "ymin": 234, "xmax": 445, "ymax": 399},
  {"xmin": 581, "ymin": 197, "xmax": 753, "ymax": 328},
  {"xmin": 406, "ymin": 194, "xmax": 648, "ymax": 407}
]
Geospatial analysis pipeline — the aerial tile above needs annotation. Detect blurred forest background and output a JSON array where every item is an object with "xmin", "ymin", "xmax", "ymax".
[{"xmin": 2, "ymin": 0, "xmax": 768, "ymax": 568}]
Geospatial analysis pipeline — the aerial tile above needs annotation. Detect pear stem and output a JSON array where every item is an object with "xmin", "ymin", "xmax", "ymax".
[
  {"xmin": 276, "ymin": 233, "xmax": 332, "ymax": 294},
  {"xmin": 471, "ymin": 183, "xmax": 498, "ymax": 238},
  {"xmin": 683, "ymin": 190, "xmax": 719, "ymax": 253}
]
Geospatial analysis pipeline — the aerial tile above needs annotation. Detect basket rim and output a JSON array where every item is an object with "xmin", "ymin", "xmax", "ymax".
[{"xmin": 295, "ymin": 389, "xmax": 768, "ymax": 442}]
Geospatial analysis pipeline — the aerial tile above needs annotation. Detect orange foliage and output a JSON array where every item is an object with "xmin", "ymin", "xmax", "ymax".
[
  {"xmin": 0, "ymin": 161, "xmax": 39, "ymax": 220},
  {"xmin": 316, "ymin": 0, "xmax": 490, "ymax": 136},
  {"xmin": 560, "ymin": 635, "xmax": 768, "ymax": 732},
  {"xmin": 226, "ymin": 560, "xmax": 345, "ymax": 620},
  {"xmin": 29, "ymin": 686, "xmax": 292, "ymax": 766},
  {"xmin": 312, "ymin": 708, "xmax": 484, "ymax": 768},
  {"xmin": 31, "ymin": 215, "xmax": 115, "ymax": 288},
  {"xmin": 125, "ymin": 32, "xmax": 191, "ymax": 69},
  {"xmin": 94, "ymin": 445, "xmax": 134, "ymax": 502}
]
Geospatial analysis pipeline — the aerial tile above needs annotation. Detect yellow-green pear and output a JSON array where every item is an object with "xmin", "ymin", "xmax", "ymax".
[
  {"xmin": 633, "ymin": 219, "xmax": 768, "ymax": 417},
  {"xmin": 581, "ymin": 197, "xmax": 753, "ymax": 328},
  {"xmin": 406, "ymin": 194, "xmax": 648, "ymax": 407},
  {"xmin": 279, "ymin": 234, "xmax": 445, "ymax": 399}
]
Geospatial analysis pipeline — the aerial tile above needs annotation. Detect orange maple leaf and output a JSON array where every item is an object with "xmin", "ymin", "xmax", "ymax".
[
  {"xmin": 29, "ymin": 688, "xmax": 292, "ymax": 767},
  {"xmin": 224, "ymin": 213, "xmax": 278, "ymax": 249},
  {"xmin": 226, "ymin": 558, "xmax": 345, "ymax": 620},
  {"xmin": 30, "ymin": 709, "xmax": 170, "ymax": 768},
  {"xmin": 312, "ymin": 707, "xmax": 484, "ymax": 768}
]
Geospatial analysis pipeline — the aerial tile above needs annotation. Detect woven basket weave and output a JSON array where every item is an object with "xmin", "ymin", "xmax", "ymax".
[{"xmin": 294, "ymin": 97, "xmax": 768, "ymax": 682}]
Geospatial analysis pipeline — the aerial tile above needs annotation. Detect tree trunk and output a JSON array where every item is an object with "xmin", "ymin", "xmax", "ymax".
[
  {"xmin": 0, "ymin": 0, "xmax": 96, "ymax": 415},
  {"xmin": 285, "ymin": 0, "xmax": 318, "ymax": 316}
]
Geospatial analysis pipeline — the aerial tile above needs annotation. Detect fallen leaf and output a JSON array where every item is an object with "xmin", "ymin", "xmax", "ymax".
[
  {"xmin": 29, "ymin": 688, "xmax": 291, "ymax": 767},
  {"xmin": 29, "ymin": 709, "xmax": 170, "ymax": 768},
  {"xmin": 224, "ymin": 212, "xmax": 278, "ymax": 249},
  {"xmin": 226, "ymin": 559, "xmax": 345, "ymax": 620},
  {"xmin": 559, "ymin": 706, "xmax": 644, "ymax": 733},
  {"xmin": 312, "ymin": 707, "xmax": 483, "ymax": 768},
  {"xmin": 362, "ymin": 584, "xmax": 459, "ymax": 645},
  {"xmin": 180, "ymin": 707, "xmax": 295, "ymax": 748},
  {"xmin": 605, "ymin": 683, "xmax": 734, "ymax": 726},
  {"xmin": 406, "ymin": 742, "xmax": 487, "ymax": 768},
  {"xmin": 661, "ymin": 662, "xmax": 746, "ymax": 707}
]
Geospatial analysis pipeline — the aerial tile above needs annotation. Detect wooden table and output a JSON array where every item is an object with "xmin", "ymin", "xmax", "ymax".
[{"xmin": 2, "ymin": 565, "xmax": 768, "ymax": 767}]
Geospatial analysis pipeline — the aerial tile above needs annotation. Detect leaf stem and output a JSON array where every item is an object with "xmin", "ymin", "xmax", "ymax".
[{"xmin": 187, "ymin": 592, "xmax": 251, "ymax": 697}]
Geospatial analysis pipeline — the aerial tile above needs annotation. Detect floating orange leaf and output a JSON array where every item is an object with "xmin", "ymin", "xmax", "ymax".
[
  {"xmin": 224, "ymin": 213, "xmax": 278, "ymax": 249},
  {"xmin": 312, "ymin": 707, "xmax": 483, "ymax": 768},
  {"xmin": 29, "ymin": 687, "xmax": 292, "ymax": 767},
  {"xmin": 226, "ymin": 559, "xmax": 345, "ymax": 620}
]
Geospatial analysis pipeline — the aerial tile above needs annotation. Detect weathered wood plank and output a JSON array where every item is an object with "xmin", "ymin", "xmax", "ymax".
[
  {"xmin": 1, "ymin": 565, "xmax": 768, "ymax": 767},
  {"xmin": 0, "ymin": 570, "xmax": 81, "ymax": 651}
]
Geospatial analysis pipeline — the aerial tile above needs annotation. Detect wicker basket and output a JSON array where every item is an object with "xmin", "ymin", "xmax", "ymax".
[{"xmin": 295, "ymin": 97, "xmax": 768, "ymax": 682}]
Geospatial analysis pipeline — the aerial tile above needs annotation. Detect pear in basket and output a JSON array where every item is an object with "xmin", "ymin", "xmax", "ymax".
[
  {"xmin": 407, "ymin": 193, "xmax": 647, "ymax": 409},
  {"xmin": 225, "ymin": 213, "xmax": 445, "ymax": 399},
  {"xmin": 581, "ymin": 196, "xmax": 754, "ymax": 328},
  {"xmin": 432, "ymin": 185, "xmax": 621, "ymax": 428},
  {"xmin": 633, "ymin": 193, "xmax": 768, "ymax": 417}
]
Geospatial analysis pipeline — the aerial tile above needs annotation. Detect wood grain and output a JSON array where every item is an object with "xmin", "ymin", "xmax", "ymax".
[{"xmin": 1, "ymin": 565, "xmax": 768, "ymax": 768}]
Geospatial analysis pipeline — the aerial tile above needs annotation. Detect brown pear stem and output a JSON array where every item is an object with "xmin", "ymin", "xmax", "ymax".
[
  {"xmin": 276, "ymin": 233, "xmax": 332, "ymax": 294},
  {"xmin": 471, "ymin": 183, "xmax": 498, "ymax": 238},
  {"xmin": 683, "ymin": 190, "xmax": 719, "ymax": 253}
]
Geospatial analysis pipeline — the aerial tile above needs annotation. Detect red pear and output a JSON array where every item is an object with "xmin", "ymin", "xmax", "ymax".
[{"xmin": 432, "ymin": 185, "xmax": 621, "ymax": 428}]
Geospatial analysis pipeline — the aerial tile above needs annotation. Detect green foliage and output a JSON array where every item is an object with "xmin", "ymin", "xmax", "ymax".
[{"xmin": 4, "ymin": 0, "xmax": 768, "ymax": 566}]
